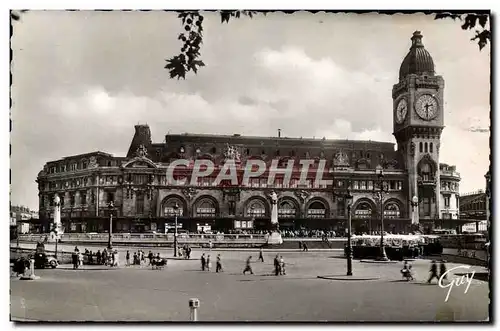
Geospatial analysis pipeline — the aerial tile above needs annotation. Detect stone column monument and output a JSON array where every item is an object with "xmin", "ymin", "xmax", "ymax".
[
  {"xmin": 267, "ymin": 191, "xmax": 283, "ymax": 245},
  {"xmin": 51, "ymin": 194, "xmax": 63, "ymax": 241}
]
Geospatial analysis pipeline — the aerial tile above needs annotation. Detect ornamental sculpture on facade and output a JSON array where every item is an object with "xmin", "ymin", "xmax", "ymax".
[
  {"xmin": 182, "ymin": 187, "xmax": 198, "ymax": 201},
  {"xmin": 88, "ymin": 156, "xmax": 98, "ymax": 168},
  {"xmin": 294, "ymin": 190, "xmax": 310, "ymax": 202},
  {"xmin": 333, "ymin": 150, "xmax": 350, "ymax": 167},
  {"xmin": 224, "ymin": 143, "xmax": 241, "ymax": 162},
  {"xmin": 136, "ymin": 144, "xmax": 148, "ymax": 158}
]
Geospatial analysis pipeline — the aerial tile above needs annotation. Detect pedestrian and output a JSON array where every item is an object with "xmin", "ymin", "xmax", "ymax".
[
  {"xmin": 140, "ymin": 250, "xmax": 145, "ymax": 265},
  {"xmin": 274, "ymin": 254, "xmax": 280, "ymax": 276},
  {"xmin": 96, "ymin": 250, "xmax": 101, "ymax": 265},
  {"xmin": 207, "ymin": 255, "xmax": 211, "ymax": 272},
  {"xmin": 439, "ymin": 260, "xmax": 448, "ymax": 282},
  {"xmin": 243, "ymin": 256, "xmax": 254, "ymax": 275},
  {"xmin": 72, "ymin": 252, "xmax": 78, "ymax": 270},
  {"xmin": 111, "ymin": 250, "xmax": 116, "ymax": 267},
  {"xmin": 201, "ymin": 253, "xmax": 206, "ymax": 271},
  {"xmin": 126, "ymin": 250, "xmax": 130, "ymax": 266},
  {"xmin": 148, "ymin": 251, "xmax": 153, "ymax": 265},
  {"xmin": 427, "ymin": 260, "xmax": 439, "ymax": 284},
  {"xmin": 303, "ymin": 242, "xmax": 308, "ymax": 252},
  {"xmin": 258, "ymin": 248, "xmax": 264, "ymax": 262},
  {"xmin": 78, "ymin": 251, "xmax": 84, "ymax": 268},
  {"xmin": 299, "ymin": 241, "xmax": 302, "ymax": 250},
  {"xmin": 216, "ymin": 254, "xmax": 223, "ymax": 273},
  {"xmin": 280, "ymin": 256, "xmax": 286, "ymax": 275},
  {"xmin": 133, "ymin": 252, "xmax": 138, "ymax": 265},
  {"xmin": 187, "ymin": 245, "xmax": 192, "ymax": 259}
]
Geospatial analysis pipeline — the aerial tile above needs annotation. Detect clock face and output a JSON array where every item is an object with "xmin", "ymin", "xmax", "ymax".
[
  {"xmin": 395, "ymin": 98, "xmax": 408, "ymax": 124},
  {"xmin": 415, "ymin": 94, "xmax": 438, "ymax": 120}
]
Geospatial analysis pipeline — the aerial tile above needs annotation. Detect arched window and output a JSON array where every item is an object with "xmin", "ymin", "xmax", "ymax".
[
  {"xmin": 420, "ymin": 162, "xmax": 432, "ymax": 181},
  {"xmin": 354, "ymin": 202, "xmax": 372, "ymax": 218},
  {"xmin": 195, "ymin": 199, "xmax": 216, "ymax": 218},
  {"xmin": 430, "ymin": 142, "xmax": 433, "ymax": 153},
  {"xmin": 419, "ymin": 142, "xmax": 423, "ymax": 153},
  {"xmin": 424, "ymin": 142, "xmax": 428, "ymax": 153},
  {"xmin": 279, "ymin": 200, "xmax": 296, "ymax": 218},
  {"xmin": 384, "ymin": 203, "xmax": 400, "ymax": 218},
  {"xmin": 307, "ymin": 201, "xmax": 326, "ymax": 218},
  {"xmin": 247, "ymin": 200, "xmax": 266, "ymax": 218},
  {"xmin": 163, "ymin": 197, "xmax": 184, "ymax": 217}
]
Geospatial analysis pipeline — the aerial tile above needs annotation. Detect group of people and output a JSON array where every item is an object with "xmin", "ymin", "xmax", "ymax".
[
  {"xmin": 399, "ymin": 259, "xmax": 448, "ymax": 283},
  {"xmin": 125, "ymin": 250, "xmax": 163, "ymax": 266},
  {"xmin": 200, "ymin": 253, "xmax": 223, "ymax": 272}
]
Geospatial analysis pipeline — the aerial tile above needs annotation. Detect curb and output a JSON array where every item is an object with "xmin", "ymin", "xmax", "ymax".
[
  {"xmin": 359, "ymin": 260, "xmax": 399, "ymax": 264},
  {"xmin": 317, "ymin": 275, "xmax": 380, "ymax": 281}
]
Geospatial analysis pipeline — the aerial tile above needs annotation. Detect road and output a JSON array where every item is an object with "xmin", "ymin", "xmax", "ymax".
[{"xmin": 10, "ymin": 250, "xmax": 489, "ymax": 322}]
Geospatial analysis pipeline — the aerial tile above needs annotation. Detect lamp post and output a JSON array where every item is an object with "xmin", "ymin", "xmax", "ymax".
[
  {"xmin": 173, "ymin": 202, "xmax": 179, "ymax": 257},
  {"xmin": 345, "ymin": 188, "xmax": 354, "ymax": 276},
  {"xmin": 373, "ymin": 165, "xmax": 389, "ymax": 261},
  {"xmin": 410, "ymin": 195, "xmax": 420, "ymax": 233},
  {"xmin": 107, "ymin": 201, "xmax": 114, "ymax": 250}
]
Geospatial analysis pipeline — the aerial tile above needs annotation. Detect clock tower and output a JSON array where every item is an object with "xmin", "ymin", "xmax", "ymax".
[{"xmin": 392, "ymin": 31, "xmax": 445, "ymax": 222}]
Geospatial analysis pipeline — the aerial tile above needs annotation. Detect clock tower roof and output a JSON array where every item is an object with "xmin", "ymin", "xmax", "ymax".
[{"xmin": 399, "ymin": 31, "xmax": 435, "ymax": 80}]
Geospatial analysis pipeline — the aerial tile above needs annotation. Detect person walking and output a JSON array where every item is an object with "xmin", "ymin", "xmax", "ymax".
[
  {"xmin": 216, "ymin": 254, "xmax": 223, "ymax": 273},
  {"xmin": 439, "ymin": 260, "xmax": 448, "ymax": 282},
  {"xmin": 96, "ymin": 250, "xmax": 101, "ymax": 265},
  {"xmin": 201, "ymin": 253, "xmax": 206, "ymax": 271},
  {"xmin": 274, "ymin": 254, "xmax": 280, "ymax": 276},
  {"xmin": 258, "ymin": 248, "xmax": 265, "ymax": 262},
  {"xmin": 302, "ymin": 242, "xmax": 309, "ymax": 252},
  {"xmin": 243, "ymin": 256, "xmax": 254, "ymax": 275},
  {"xmin": 148, "ymin": 251, "xmax": 153, "ymax": 265},
  {"xmin": 280, "ymin": 256, "xmax": 286, "ymax": 275},
  {"xmin": 206, "ymin": 255, "xmax": 211, "ymax": 272},
  {"xmin": 427, "ymin": 260, "xmax": 439, "ymax": 284},
  {"xmin": 187, "ymin": 245, "xmax": 192, "ymax": 259},
  {"xmin": 126, "ymin": 250, "xmax": 130, "ymax": 266}
]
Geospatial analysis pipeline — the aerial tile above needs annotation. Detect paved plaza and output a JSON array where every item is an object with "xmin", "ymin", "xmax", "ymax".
[{"xmin": 10, "ymin": 246, "xmax": 489, "ymax": 322}]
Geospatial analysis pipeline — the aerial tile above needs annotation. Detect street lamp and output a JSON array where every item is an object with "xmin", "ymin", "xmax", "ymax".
[
  {"xmin": 173, "ymin": 202, "xmax": 179, "ymax": 257},
  {"xmin": 345, "ymin": 188, "xmax": 354, "ymax": 276},
  {"xmin": 107, "ymin": 201, "xmax": 114, "ymax": 250},
  {"xmin": 410, "ymin": 195, "xmax": 420, "ymax": 233},
  {"xmin": 373, "ymin": 165, "xmax": 389, "ymax": 261}
]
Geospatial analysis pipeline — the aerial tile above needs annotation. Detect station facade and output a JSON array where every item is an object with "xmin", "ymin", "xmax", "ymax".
[{"xmin": 36, "ymin": 31, "xmax": 461, "ymax": 234}]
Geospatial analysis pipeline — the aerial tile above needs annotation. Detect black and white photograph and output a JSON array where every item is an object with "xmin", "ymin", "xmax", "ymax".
[{"xmin": 7, "ymin": 4, "xmax": 492, "ymax": 323}]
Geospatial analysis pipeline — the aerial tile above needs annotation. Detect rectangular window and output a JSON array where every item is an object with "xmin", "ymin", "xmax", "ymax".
[
  {"xmin": 306, "ymin": 179, "xmax": 312, "ymax": 188},
  {"xmin": 337, "ymin": 180, "xmax": 344, "ymax": 188},
  {"xmin": 353, "ymin": 181, "xmax": 359, "ymax": 190},
  {"xmin": 107, "ymin": 192, "xmax": 115, "ymax": 203},
  {"xmin": 81, "ymin": 191, "xmax": 87, "ymax": 205},
  {"xmin": 136, "ymin": 192, "xmax": 144, "ymax": 214},
  {"xmin": 444, "ymin": 196, "xmax": 450, "ymax": 208},
  {"xmin": 397, "ymin": 181, "xmax": 402, "ymax": 190},
  {"xmin": 360, "ymin": 181, "xmax": 366, "ymax": 190},
  {"xmin": 260, "ymin": 178, "xmax": 267, "ymax": 188},
  {"xmin": 367, "ymin": 181, "xmax": 373, "ymax": 190},
  {"xmin": 290, "ymin": 179, "xmax": 298, "ymax": 188}
]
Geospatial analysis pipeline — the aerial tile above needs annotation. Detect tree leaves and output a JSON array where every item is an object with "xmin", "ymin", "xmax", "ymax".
[
  {"xmin": 435, "ymin": 13, "xmax": 490, "ymax": 51},
  {"xmin": 166, "ymin": 10, "xmax": 259, "ymax": 79}
]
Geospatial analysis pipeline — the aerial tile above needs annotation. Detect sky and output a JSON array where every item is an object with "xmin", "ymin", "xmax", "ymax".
[{"xmin": 10, "ymin": 11, "xmax": 491, "ymax": 210}]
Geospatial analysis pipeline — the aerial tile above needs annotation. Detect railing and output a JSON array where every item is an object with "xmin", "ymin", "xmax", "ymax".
[{"xmin": 17, "ymin": 233, "xmax": 268, "ymax": 243}]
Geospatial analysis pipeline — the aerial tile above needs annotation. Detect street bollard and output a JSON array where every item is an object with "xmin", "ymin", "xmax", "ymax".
[
  {"xmin": 189, "ymin": 298, "xmax": 200, "ymax": 321},
  {"xmin": 30, "ymin": 259, "xmax": 35, "ymax": 278}
]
